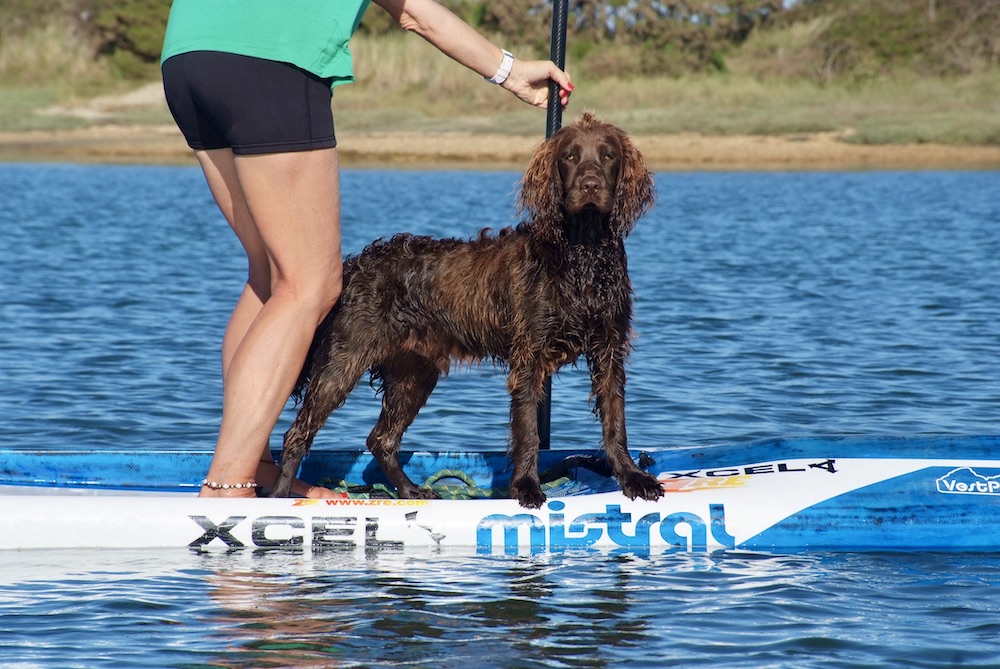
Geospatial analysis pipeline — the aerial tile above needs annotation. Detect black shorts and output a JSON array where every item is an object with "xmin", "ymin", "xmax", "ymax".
[{"xmin": 161, "ymin": 51, "xmax": 337, "ymax": 155}]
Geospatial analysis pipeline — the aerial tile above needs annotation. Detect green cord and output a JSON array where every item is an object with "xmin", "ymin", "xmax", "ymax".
[{"xmin": 317, "ymin": 469, "xmax": 572, "ymax": 500}]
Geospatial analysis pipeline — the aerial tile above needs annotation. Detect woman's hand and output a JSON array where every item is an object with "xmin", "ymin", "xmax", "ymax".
[
  {"xmin": 372, "ymin": 0, "xmax": 573, "ymax": 110},
  {"xmin": 503, "ymin": 59, "xmax": 574, "ymax": 109}
]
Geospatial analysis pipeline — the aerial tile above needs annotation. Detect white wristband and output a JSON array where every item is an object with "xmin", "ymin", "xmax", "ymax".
[{"xmin": 486, "ymin": 49, "xmax": 514, "ymax": 85}]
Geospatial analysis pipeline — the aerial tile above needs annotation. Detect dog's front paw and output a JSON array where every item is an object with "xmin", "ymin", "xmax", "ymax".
[
  {"xmin": 620, "ymin": 471, "xmax": 664, "ymax": 502},
  {"xmin": 509, "ymin": 477, "xmax": 546, "ymax": 509}
]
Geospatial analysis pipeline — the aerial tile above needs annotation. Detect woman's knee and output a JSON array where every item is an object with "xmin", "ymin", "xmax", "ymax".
[
  {"xmin": 312, "ymin": 269, "xmax": 344, "ymax": 318},
  {"xmin": 271, "ymin": 267, "xmax": 343, "ymax": 323}
]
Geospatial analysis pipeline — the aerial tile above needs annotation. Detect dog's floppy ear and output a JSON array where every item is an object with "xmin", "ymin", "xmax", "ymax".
[
  {"xmin": 518, "ymin": 132, "xmax": 564, "ymax": 239},
  {"xmin": 610, "ymin": 128, "xmax": 655, "ymax": 238}
]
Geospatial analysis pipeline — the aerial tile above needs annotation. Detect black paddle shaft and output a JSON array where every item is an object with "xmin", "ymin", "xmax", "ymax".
[
  {"xmin": 538, "ymin": 0, "xmax": 569, "ymax": 450},
  {"xmin": 545, "ymin": 0, "xmax": 569, "ymax": 140}
]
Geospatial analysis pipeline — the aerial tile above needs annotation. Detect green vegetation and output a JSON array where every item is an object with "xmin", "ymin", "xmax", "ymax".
[
  {"xmin": 739, "ymin": 0, "xmax": 999, "ymax": 81},
  {"xmin": 0, "ymin": 0, "xmax": 997, "ymax": 144}
]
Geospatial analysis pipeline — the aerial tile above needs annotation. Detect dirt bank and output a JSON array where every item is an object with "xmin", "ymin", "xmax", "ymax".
[{"xmin": 2, "ymin": 123, "xmax": 999, "ymax": 170}]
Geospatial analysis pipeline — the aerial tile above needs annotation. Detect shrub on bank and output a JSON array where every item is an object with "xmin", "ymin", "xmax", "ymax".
[
  {"xmin": 1, "ymin": 0, "xmax": 783, "ymax": 81},
  {"xmin": 1, "ymin": 0, "xmax": 996, "ymax": 85}
]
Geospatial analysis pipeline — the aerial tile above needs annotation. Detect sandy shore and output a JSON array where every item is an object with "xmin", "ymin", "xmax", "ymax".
[
  {"xmin": 5, "ymin": 82, "xmax": 998, "ymax": 169},
  {"xmin": 1, "ymin": 122, "xmax": 999, "ymax": 170}
]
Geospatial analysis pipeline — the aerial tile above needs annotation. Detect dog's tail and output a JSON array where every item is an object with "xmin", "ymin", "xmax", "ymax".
[{"xmin": 291, "ymin": 303, "xmax": 339, "ymax": 404}]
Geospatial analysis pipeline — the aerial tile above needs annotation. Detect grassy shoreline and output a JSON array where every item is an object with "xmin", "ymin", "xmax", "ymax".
[
  {"xmin": 1, "ymin": 29, "xmax": 998, "ymax": 168},
  {"xmin": 3, "ymin": 122, "xmax": 999, "ymax": 171},
  {"xmin": 2, "ymin": 24, "xmax": 999, "ymax": 141},
  {"xmin": 4, "ymin": 69, "xmax": 999, "ymax": 143}
]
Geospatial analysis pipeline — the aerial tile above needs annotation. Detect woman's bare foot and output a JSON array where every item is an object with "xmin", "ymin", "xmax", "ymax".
[
  {"xmin": 255, "ymin": 458, "xmax": 338, "ymax": 498},
  {"xmin": 301, "ymin": 484, "xmax": 342, "ymax": 499}
]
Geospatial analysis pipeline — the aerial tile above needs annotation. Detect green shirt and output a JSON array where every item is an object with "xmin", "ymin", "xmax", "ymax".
[{"xmin": 161, "ymin": 0, "xmax": 372, "ymax": 87}]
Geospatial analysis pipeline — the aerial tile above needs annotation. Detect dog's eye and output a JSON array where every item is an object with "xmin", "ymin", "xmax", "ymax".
[
  {"xmin": 602, "ymin": 152, "xmax": 617, "ymax": 162},
  {"xmin": 563, "ymin": 152, "xmax": 577, "ymax": 163}
]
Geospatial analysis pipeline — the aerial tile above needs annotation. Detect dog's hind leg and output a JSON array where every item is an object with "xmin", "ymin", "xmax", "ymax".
[
  {"xmin": 367, "ymin": 354, "xmax": 441, "ymax": 500},
  {"xmin": 272, "ymin": 351, "xmax": 368, "ymax": 498}
]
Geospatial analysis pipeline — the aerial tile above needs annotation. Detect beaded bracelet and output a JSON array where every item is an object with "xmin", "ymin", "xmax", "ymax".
[{"xmin": 201, "ymin": 479, "xmax": 258, "ymax": 490}]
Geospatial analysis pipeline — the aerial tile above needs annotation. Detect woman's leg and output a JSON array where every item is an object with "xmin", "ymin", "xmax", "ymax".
[
  {"xmin": 195, "ymin": 147, "xmax": 343, "ymax": 498},
  {"xmin": 197, "ymin": 149, "xmax": 279, "ymax": 493},
  {"xmin": 196, "ymin": 149, "xmax": 271, "ymax": 381}
]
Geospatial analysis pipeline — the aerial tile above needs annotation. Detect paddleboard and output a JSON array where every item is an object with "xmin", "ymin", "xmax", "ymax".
[{"xmin": 2, "ymin": 435, "xmax": 999, "ymax": 552}]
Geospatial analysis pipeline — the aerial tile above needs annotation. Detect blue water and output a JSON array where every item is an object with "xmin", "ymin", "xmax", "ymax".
[{"xmin": 1, "ymin": 164, "xmax": 999, "ymax": 667}]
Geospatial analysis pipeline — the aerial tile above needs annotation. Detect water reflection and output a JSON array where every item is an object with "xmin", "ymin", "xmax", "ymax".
[
  {"xmin": 191, "ymin": 549, "xmax": 679, "ymax": 668},
  {"xmin": 203, "ymin": 566, "xmax": 353, "ymax": 668},
  {"xmin": 188, "ymin": 548, "xmax": 833, "ymax": 668},
  {"xmin": 5, "ymin": 547, "xmax": 1000, "ymax": 668}
]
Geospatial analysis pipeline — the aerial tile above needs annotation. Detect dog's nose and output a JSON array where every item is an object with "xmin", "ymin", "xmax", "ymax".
[{"xmin": 580, "ymin": 173, "xmax": 603, "ymax": 194}]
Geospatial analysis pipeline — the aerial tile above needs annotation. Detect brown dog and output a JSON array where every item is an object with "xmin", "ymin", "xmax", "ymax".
[{"xmin": 272, "ymin": 113, "xmax": 663, "ymax": 508}]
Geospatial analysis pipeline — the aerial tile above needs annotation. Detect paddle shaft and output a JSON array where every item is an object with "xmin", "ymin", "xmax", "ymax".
[{"xmin": 538, "ymin": 0, "xmax": 569, "ymax": 450}]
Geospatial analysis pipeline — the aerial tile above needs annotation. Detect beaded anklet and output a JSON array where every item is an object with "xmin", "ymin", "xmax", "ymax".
[{"xmin": 201, "ymin": 479, "xmax": 258, "ymax": 490}]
